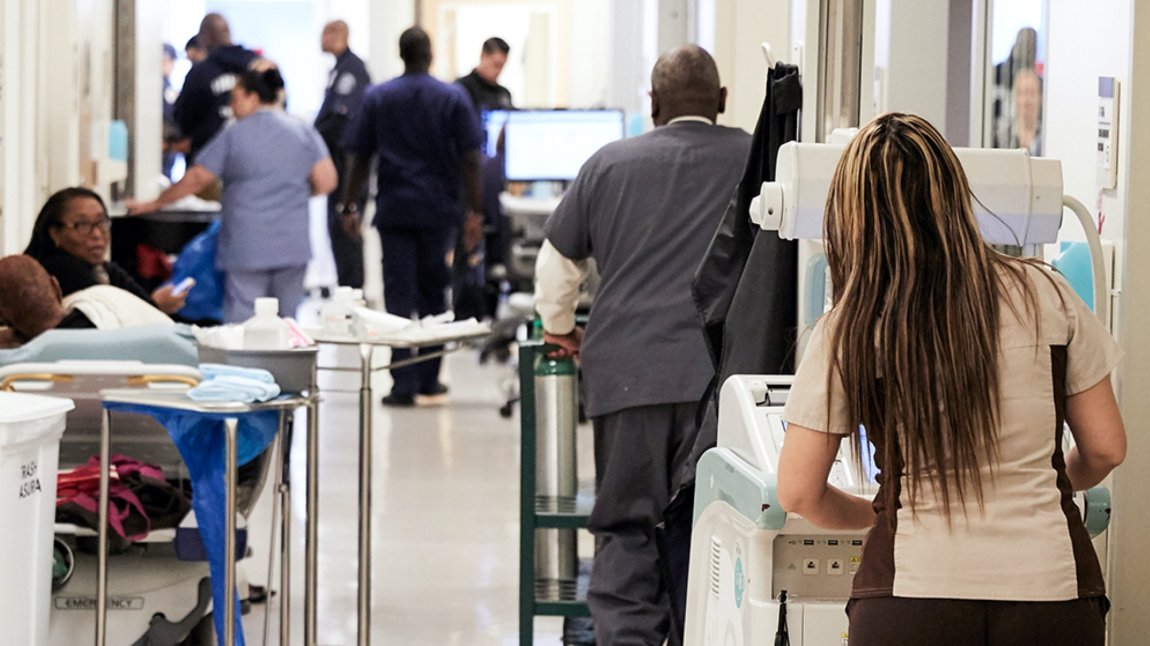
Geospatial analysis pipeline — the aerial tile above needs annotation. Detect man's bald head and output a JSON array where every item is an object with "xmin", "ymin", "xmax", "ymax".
[
  {"xmin": 199, "ymin": 13, "xmax": 232, "ymax": 49},
  {"xmin": 0, "ymin": 255, "xmax": 66, "ymax": 340},
  {"xmin": 322, "ymin": 20, "xmax": 350, "ymax": 55},
  {"xmin": 649, "ymin": 44, "xmax": 726, "ymax": 126}
]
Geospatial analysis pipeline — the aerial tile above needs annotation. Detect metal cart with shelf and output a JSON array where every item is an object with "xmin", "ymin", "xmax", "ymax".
[{"xmin": 517, "ymin": 339, "xmax": 593, "ymax": 644}]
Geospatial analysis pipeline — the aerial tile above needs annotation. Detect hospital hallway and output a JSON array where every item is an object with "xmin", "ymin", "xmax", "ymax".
[{"xmin": 239, "ymin": 345, "xmax": 592, "ymax": 645}]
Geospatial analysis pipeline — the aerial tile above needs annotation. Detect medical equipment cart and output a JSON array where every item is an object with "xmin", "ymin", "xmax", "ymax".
[
  {"xmin": 95, "ymin": 388, "xmax": 317, "ymax": 646},
  {"xmin": 517, "ymin": 339, "xmax": 593, "ymax": 645},
  {"xmin": 310, "ymin": 323, "xmax": 490, "ymax": 646}
]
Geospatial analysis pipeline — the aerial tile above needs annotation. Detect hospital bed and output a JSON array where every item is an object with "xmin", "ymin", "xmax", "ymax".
[{"xmin": 0, "ymin": 325, "xmax": 273, "ymax": 645}]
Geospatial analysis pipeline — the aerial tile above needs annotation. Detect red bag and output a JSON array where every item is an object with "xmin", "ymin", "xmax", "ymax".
[
  {"xmin": 56, "ymin": 455, "xmax": 164, "ymax": 545},
  {"xmin": 135, "ymin": 243, "xmax": 173, "ymax": 283}
]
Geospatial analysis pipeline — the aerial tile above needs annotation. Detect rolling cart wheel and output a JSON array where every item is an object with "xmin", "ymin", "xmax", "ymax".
[
  {"xmin": 52, "ymin": 537, "xmax": 74, "ymax": 591},
  {"xmin": 500, "ymin": 402, "xmax": 514, "ymax": 418},
  {"xmin": 182, "ymin": 614, "xmax": 216, "ymax": 646}
]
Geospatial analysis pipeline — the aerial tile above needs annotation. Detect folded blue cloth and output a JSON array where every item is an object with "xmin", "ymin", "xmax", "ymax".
[
  {"xmin": 188, "ymin": 375, "xmax": 281, "ymax": 403},
  {"xmin": 199, "ymin": 363, "xmax": 275, "ymax": 384}
]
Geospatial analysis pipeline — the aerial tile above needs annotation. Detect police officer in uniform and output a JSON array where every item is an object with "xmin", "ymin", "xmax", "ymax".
[
  {"xmin": 316, "ymin": 20, "xmax": 371, "ymax": 289},
  {"xmin": 173, "ymin": 13, "xmax": 257, "ymax": 163},
  {"xmin": 453, "ymin": 37, "xmax": 512, "ymax": 319},
  {"xmin": 455, "ymin": 37, "xmax": 513, "ymax": 111}
]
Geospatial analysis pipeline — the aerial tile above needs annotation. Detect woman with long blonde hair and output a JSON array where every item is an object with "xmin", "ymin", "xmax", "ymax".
[{"xmin": 776, "ymin": 113, "xmax": 1124, "ymax": 644}]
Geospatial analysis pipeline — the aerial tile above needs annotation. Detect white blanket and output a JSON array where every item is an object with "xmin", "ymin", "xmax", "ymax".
[{"xmin": 63, "ymin": 285, "xmax": 171, "ymax": 329}]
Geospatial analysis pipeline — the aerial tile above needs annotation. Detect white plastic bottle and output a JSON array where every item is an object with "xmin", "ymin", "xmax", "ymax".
[
  {"xmin": 321, "ymin": 287, "xmax": 354, "ymax": 335},
  {"xmin": 244, "ymin": 297, "xmax": 291, "ymax": 350}
]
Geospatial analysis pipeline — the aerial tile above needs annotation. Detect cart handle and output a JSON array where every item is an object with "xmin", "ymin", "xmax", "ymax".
[{"xmin": 0, "ymin": 373, "xmax": 73, "ymax": 391}]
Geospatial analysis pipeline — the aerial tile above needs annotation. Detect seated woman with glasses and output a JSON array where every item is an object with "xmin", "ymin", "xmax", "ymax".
[{"xmin": 24, "ymin": 187, "xmax": 186, "ymax": 314}]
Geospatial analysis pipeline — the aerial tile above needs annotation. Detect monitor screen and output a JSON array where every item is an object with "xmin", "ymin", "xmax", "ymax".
[
  {"xmin": 482, "ymin": 109, "xmax": 511, "ymax": 158},
  {"xmin": 493, "ymin": 109, "xmax": 626, "ymax": 181}
]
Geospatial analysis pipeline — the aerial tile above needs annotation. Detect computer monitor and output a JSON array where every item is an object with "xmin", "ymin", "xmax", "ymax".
[
  {"xmin": 482, "ymin": 109, "xmax": 511, "ymax": 158},
  {"xmin": 489, "ymin": 109, "xmax": 626, "ymax": 182}
]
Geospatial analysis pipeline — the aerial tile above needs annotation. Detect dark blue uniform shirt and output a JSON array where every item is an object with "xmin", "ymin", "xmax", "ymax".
[
  {"xmin": 344, "ymin": 72, "xmax": 482, "ymax": 231},
  {"xmin": 173, "ymin": 45, "xmax": 258, "ymax": 161},
  {"xmin": 314, "ymin": 49, "xmax": 371, "ymax": 156}
]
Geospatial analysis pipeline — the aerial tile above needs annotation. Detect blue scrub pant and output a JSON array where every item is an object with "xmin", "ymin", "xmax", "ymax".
[
  {"xmin": 378, "ymin": 226, "xmax": 452, "ymax": 396},
  {"xmin": 223, "ymin": 265, "xmax": 308, "ymax": 323}
]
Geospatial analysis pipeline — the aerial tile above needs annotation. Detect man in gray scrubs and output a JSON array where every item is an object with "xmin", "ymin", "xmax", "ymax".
[{"xmin": 535, "ymin": 45, "xmax": 751, "ymax": 645}]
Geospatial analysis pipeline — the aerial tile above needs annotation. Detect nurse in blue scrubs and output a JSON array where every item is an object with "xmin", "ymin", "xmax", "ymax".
[{"xmin": 130, "ymin": 65, "xmax": 338, "ymax": 322}]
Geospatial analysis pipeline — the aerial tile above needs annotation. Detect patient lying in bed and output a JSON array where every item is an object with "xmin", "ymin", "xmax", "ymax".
[{"xmin": 0, "ymin": 255, "xmax": 170, "ymax": 347}]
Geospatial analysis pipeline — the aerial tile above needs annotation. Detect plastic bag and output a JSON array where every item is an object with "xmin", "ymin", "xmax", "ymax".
[{"xmin": 172, "ymin": 220, "xmax": 225, "ymax": 322}]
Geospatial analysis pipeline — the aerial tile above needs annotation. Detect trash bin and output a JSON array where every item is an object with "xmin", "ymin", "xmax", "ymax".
[{"xmin": 0, "ymin": 392, "xmax": 74, "ymax": 646}]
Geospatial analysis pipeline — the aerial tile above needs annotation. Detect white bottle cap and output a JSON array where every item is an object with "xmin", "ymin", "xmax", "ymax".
[
  {"xmin": 255, "ymin": 297, "xmax": 279, "ymax": 316},
  {"xmin": 334, "ymin": 286, "xmax": 353, "ymax": 302}
]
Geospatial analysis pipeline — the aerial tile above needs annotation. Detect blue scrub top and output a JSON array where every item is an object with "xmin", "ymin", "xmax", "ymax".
[
  {"xmin": 344, "ymin": 72, "xmax": 482, "ymax": 231},
  {"xmin": 196, "ymin": 109, "xmax": 329, "ymax": 272}
]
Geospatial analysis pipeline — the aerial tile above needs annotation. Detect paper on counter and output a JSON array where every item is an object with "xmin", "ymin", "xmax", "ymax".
[
  {"xmin": 385, "ymin": 318, "xmax": 490, "ymax": 344},
  {"xmin": 349, "ymin": 307, "xmax": 490, "ymax": 343},
  {"xmin": 351, "ymin": 306, "xmax": 415, "ymax": 339}
]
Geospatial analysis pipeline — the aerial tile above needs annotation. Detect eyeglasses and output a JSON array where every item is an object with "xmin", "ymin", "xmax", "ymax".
[{"xmin": 57, "ymin": 217, "xmax": 111, "ymax": 236}]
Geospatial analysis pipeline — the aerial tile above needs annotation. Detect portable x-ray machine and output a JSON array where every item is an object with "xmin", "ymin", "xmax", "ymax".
[{"xmin": 683, "ymin": 141, "xmax": 1115, "ymax": 646}]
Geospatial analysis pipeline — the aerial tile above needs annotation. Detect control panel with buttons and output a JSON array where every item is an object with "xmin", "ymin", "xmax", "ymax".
[{"xmin": 773, "ymin": 534, "xmax": 865, "ymax": 599}]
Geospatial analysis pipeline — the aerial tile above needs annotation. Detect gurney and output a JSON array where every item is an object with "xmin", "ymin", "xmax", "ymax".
[{"xmin": 0, "ymin": 325, "xmax": 275, "ymax": 645}]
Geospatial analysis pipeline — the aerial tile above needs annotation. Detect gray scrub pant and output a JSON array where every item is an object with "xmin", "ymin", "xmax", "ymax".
[
  {"xmin": 223, "ymin": 265, "xmax": 308, "ymax": 323},
  {"xmin": 589, "ymin": 402, "xmax": 696, "ymax": 646}
]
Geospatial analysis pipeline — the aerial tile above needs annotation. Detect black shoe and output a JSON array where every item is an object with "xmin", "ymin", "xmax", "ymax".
[
  {"xmin": 419, "ymin": 383, "xmax": 449, "ymax": 396},
  {"xmin": 248, "ymin": 584, "xmax": 270, "ymax": 604},
  {"xmin": 381, "ymin": 392, "xmax": 416, "ymax": 407}
]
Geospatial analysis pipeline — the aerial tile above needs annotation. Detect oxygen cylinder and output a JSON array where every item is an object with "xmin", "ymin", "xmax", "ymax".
[{"xmin": 534, "ymin": 349, "xmax": 579, "ymax": 599}]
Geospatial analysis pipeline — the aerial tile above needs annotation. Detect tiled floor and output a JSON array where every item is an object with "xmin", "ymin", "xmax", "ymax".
[{"xmin": 240, "ymin": 346, "xmax": 592, "ymax": 645}]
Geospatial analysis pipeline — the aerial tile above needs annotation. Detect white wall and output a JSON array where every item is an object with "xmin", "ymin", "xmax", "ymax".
[
  {"xmin": 134, "ymin": 0, "xmax": 166, "ymax": 200},
  {"xmin": 1, "ymin": 0, "xmax": 125, "ymax": 251},
  {"xmin": 42, "ymin": 0, "xmax": 85, "ymax": 192},
  {"xmin": 39, "ymin": 1, "xmax": 117, "ymax": 193},
  {"xmin": 873, "ymin": 0, "xmax": 950, "ymax": 131},
  {"xmin": 607, "ymin": 0, "xmax": 654, "ymax": 116},
  {"xmin": 1099, "ymin": 2, "xmax": 1150, "ymax": 642},
  {"xmin": 0, "ymin": 0, "xmax": 47, "ymax": 254},
  {"xmin": 371, "ymin": 1, "xmax": 415, "ymax": 80},
  {"xmin": 568, "ymin": 0, "xmax": 611, "ymax": 107},
  {"xmin": 707, "ymin": 0, "xmax": 791, "ymax": 132},
  {"xmin": 657, "ymin": 0, "xmax": 689, "ymax": 55},
  {"xmin": 1044, "ymin": 1, "xmax": 1129, "ymax": 248}
]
